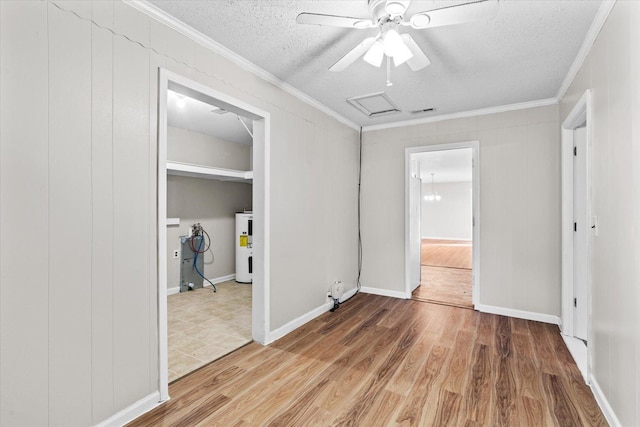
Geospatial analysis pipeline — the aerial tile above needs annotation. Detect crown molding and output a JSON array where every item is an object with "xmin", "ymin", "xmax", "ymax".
[
  {"xmin": 362, "ymin": 98, "xmax": 558, "ymax": 132},
  {"xmin": 555, "ymin": 0, "xmax": 616, "ymax": 101},
  {"xmin": 124, "ymin": 0, "xmax": 360, "ymax": 131}
]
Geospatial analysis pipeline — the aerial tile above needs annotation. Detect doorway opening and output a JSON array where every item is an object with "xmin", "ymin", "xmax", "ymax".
[
  {"xmin": 157, "ymin": 69, "xmax": 270, "ymax": 401},
  {"xmin": 561, "ymin": 90, "xmax": 592, "ymax": 381},
  {"xmin": 405, "ymin": 142, "xmax": 479, "ymax": 308}
]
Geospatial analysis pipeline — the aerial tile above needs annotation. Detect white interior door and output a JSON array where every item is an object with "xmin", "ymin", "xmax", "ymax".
[
  {"xmin": 573, "ymin": 126, "xmax": 588, "ymax": 342},
  {"xmin": 409, "ymin": 175, "xmax": 422, "ymax": 292}
]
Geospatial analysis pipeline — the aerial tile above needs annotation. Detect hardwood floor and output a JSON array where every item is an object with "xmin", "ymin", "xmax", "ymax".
[
  {"xmin": 422, "ymin": 239, "xmax": 472, "ymax": 270},
  {"xmin": 413, "ymin": 266, "xmax": 473, "ymax": 309},
  {"xmin": 129, "ymin": 294, "xmax": 606, "ymax": 427},
  {"xmin": 416, "ymin": 239, "xmax": 473, "ymax": 308}
]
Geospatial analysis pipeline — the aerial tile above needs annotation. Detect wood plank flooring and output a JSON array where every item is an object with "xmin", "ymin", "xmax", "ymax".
[
  {"xmin": 422, "ymin": 239, "xmax": 472, "ymax": 270},
  {"xmin": 129, "ymin": 294, "xmax": 606, "ymax": 427},
  {"xmin": 413, "ymin": 266, "xmax": 473, "ymax": 309}
]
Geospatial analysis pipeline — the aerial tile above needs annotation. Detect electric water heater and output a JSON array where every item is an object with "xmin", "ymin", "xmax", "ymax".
[{"xmin": 235, "ymin": 212, "xmax": 253, "ymax": 283}]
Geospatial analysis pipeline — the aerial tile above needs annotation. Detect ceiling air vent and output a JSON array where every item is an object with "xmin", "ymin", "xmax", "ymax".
[
  {"xmin": 210, "ymin": 107, "xmax": 228, "ymax": 115},
  {"xmin": 347, "ymin": 92, "xmax": 400, "ymax": 117},
  {"xmin": 410, "ymin": 107, "xmax": 436, "ymax": 115}
]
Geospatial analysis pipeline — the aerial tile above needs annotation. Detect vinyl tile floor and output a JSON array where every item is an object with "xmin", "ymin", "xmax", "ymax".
[{"xmin": 168, "ymin": 280, "xmax": 252, "ymax": 382}]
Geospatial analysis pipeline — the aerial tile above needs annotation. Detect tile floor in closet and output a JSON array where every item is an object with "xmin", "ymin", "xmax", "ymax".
[{"xmin": 168, "ymin": 280, "xmax": 252, "ymax": 382}]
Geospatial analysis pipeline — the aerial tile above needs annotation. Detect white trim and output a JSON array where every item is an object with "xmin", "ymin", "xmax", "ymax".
[
  {"xmin": 157, "ymin": 70, "xmax": 169, "ymax": 401},
  {"xmin": 555, "ymin": 1, "xmax": 617, "ymax": 100},
  {"xmin": 561, "ymin": 334, "xmax": 588, "ymax": 381},
  {"xmin": 265, "ymin": 287, "xmax": 359, "ymax": 344},
  {"xmin": 560, "ymin": 90, "xmax": 592, "ymax": 381},
  {"xmin": 157, "ymin": 69, "xmax": 271, "ymax": 404},
  {"xmin": 476, "ymin": 304, "xmax": 560, "ymax": 325},
  {"xmin": 405, "ymin": 142, "xmax": 480, "ymax": 306},
  {"xmin": 589, "ymin": 375, "xmax": 622, "ymax": 427},
  {"xmin": 94, "ymin": 392, "xmax": 161, "ymax": 427},
  {"xmin": 125, "ymin": 0, "xmax": 359, "ymax": 131},
  {"xmin": 360, "ymin": 286, "xmax": 408, "ymax": 300},
  {"xmin": 167, "ymin": 273, "xmax": 237, "ymax": 295},
  {"xmin": 363, "ymin": 98, "xmax": 557, "ymax": 132}
]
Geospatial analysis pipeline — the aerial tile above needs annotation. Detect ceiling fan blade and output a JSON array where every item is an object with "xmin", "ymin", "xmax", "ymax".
[
  {"xmin": 329, "ymin": 37, "xmax": 378, "ymax": 72},
  {"xmin": 296, "ymin": 13, "xmax": 374, "ymax": 29},
  {"xmin": 410, "ymin": 0, "xmax": 499, "ymax": 29},
  {"xmin": 401, "ymin": 34, "xmax": 430, "ymax": 71}
]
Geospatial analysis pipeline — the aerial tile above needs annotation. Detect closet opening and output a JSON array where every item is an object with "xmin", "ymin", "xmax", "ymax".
[{"xmin": 157, "ymin": 69, "xmax": 270, "ymax": 401}]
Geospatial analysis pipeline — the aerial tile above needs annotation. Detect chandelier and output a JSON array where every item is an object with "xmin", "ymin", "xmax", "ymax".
[{"xmin": 424, "ymin": 173, "xmax": 442, "ymax": 202}]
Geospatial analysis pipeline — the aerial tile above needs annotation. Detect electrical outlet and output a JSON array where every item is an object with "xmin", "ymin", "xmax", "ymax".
[{"xmin": 173, "ymin": 249, "xmax": 179, "ymax": 259}]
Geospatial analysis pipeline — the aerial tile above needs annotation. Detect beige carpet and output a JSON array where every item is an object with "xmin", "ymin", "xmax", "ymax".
[{"xmin": 421, "ymin": 238, "xmax": 472, "ymax": 270}]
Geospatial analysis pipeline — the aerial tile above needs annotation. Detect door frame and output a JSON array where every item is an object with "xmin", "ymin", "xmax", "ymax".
[
  {"xmin": 560, "ymin": 89, "xmax": 592, "ymax": 380},
  {"xmin": 404, "ymin": 141, "xmax": 480, "ymax": 305},
  {"xmin": 157, "ymin": 68, "xmax": 271, "ymax": 401}
]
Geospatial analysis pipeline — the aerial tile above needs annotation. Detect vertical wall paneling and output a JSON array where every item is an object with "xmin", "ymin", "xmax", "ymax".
[
  {"xmin": 112, "ymin": 36, "xmax": 151, "ymax": 411},
  {"xmin": 48, "ymin": 4, "xmax": 93, "ymax": 424},
  {"xmin": 91, "ymin": 1, "xmax": 115, "ymax": 422},
  {"xmin": 0, "ymin": 2, "xmax": 50, "ymax": 425},
  {"xmin": 0, "ymin": 1, "xmax": 360, "ymax": 423}
]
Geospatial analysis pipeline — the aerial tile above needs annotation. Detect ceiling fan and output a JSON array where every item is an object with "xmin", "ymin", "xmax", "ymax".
[{"xmin": 296, "ymin": 0, "xmax": 499, "ymax": 72}]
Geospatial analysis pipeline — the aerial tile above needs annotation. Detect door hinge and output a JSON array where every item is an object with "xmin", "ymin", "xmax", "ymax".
[
  {"xmin": 574, "ymin": 146, "xmax": 577, "ymax": 156},
  {"xmin": 574, "ymin": 297, "xmax": 577, "ymax": 308},
  {"xmin": 574, "ymin": 222, "xmax": 577, "ymax": 232}
]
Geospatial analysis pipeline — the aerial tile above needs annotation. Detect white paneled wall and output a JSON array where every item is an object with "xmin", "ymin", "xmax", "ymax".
[
  {"xmin": 560, "ymin": 2, "xmax": 640, "ymax": 425},
  {"xmin": 0, "ymin": 2, "xmax": 50, "ymax": 426},
  {"xmin": 0, "ymin": 1, "xmax": 358, "ymax": 425},
  {"xmin": 361, "ymin": 105, "xmax": 561, "ymax": 316}
]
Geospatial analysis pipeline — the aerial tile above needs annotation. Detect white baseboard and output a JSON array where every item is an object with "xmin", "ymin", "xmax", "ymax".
[
  {"xmin": 475, "ymin": 304, "xmax": 560, "ymax": 325},
  {"xmin": 265, "ymin": 287, "xmax": 359, "ymax": 344},
  {"xmin": 589, "ymin": 374, "xmax": 621, "ymax": 427},
  {"xmin": 561, "ymin": 334, "xmax": 587, "ymax": 381},
  {"xmin": 167, "ymin": 273, "xmax": 236, "ymax": 295},
  {"xmin": 95, "ymin": 391, "xmax": 162, "ymax": 427},
  {"xmin": 360, "ymin": 286, "xmax": 408, "ymax": 300}
]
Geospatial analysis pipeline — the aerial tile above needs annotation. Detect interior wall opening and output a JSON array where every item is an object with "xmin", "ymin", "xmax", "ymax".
[
  {"xmin": 164, "ymin": 87, "xmax": 255, "ymax": 382},
  {"xmin": 158, "ymin": 69, "xmax": 270, "ymax": 401},
  {"xmin": 405, "ymin": 142, "xmax": 479, "ymax": 308},
  {"xmin": 560, "ymin": 89, "xmax": 592, "ymax": 381}
]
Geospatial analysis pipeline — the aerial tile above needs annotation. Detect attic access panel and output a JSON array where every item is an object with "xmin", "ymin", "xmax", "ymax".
[{"xmin": 347, "ymin": 92, "xmax": 400, "ymax": 117}]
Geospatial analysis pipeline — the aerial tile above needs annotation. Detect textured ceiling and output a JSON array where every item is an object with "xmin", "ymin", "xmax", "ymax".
[{"xmin": 150, "ymin": 0, "xmax": 602, "ymax": 127}]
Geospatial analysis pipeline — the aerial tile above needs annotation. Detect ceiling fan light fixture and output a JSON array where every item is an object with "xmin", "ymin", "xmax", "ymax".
[
  {"xmin": 410, "ymin": 13, "xmax": 431, "ymax": 29},
  {"xmin": 392, "ymin": 42, "xmax": 413, "ymax": 66},
  {"xmin": 382, "ymin": 29, "xmax": 403, "ymax": 56},
  {"xmin": 363, "ymin": 40, "xmax": 384, "ymax": 67}
]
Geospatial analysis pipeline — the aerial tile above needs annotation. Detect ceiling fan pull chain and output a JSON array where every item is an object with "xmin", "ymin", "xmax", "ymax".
[{"xmin": 386, "ymin": 55, "xmax": 393, "ymax": 86}]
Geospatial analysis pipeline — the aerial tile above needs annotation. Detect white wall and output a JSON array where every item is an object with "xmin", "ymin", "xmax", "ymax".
[
  {"xmin": 167, "ymin": 126, "xmax": 250, "ymax": 170},
  {"xmin": 421, "ymin": 181, "xmax": 472, "ymax": 240},
  {"xmin": 362, "ymin": 104, "xmax": 560, "ymax": 316},
  {"xmin": 0, "ymin": 1, "xmax": 358, "ymax": 425},
  {"xmin": 560, "ymin": 2, "xmax": 640, "ymax": 424}
]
